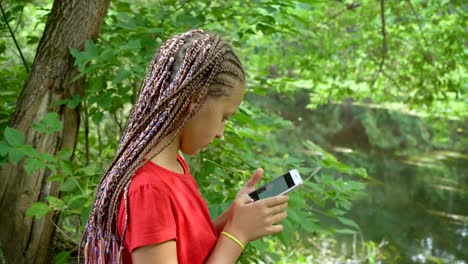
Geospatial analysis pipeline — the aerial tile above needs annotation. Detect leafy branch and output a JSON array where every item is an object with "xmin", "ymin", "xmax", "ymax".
[
  {"xmin": 378, "ymin": 0, "xmax": 387, "ymax": 75},
  {"xmin": 322, "ymin": 1, "xmax": 362, "ymax": 27},
  {"xmin": 0, "ymin": 1, "xmax": 29, "ymax": 73},
  {"xmin": 370, "ymin": 0, "xmax": 399, "ymax": 91},
  {"xmin": 406, "ymin": 0, "xmax": 429, "ymax": 48}
]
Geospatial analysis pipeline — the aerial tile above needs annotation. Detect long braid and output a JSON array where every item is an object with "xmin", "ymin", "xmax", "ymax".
[{"xmin": 81, "ymin": 29, "xmax": 245, "ymax": 263}]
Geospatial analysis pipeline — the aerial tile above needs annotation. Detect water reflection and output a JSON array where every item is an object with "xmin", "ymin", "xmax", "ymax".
[
  {"xmin": 306, "ymin": 107, "xmax": 468, "ymax": 264},
  {"xmin": 253, "ymin": 95, "xmax": 468, "ymax": 263},
  {"xmin": 411, "ymin": 236, "xmax": 466, "ymax": 264},
  {"xmin": 336, "ymin": 150, "xmax": 468, "ymax": 263}
]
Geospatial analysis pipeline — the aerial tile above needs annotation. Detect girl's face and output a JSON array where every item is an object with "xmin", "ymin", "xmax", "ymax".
[{"xmin": 179, "ymin": 82, "xmax": 245, "ymax": 155}]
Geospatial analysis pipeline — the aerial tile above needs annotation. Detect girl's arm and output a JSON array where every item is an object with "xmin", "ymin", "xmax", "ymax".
[
  {"xmin": 132, "ymin": 194, "xmax": 289, "ymax": 264},
  {"xmin": 213, "ymin": 210, "xmax": 230, "ymax": 235},
  {"xmin": 132, "ymin": 240, "xmax": 178, "ymax": 264}
]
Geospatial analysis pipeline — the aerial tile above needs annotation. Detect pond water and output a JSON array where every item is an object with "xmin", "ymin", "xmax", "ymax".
[
  {"xmin": 304, "ymin": 104, "xmax": 468, "ymax": 263},
  {"xmin": 250, "ymin": 94, "xmax": 467, "ymax": 263},
  {"xmin": 334, "ymin": 148, "xmax": 468, "ymax": 263}
]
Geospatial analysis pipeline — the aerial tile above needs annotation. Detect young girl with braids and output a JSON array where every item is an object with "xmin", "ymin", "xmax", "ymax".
[{"xmin": 81, "ymin": 29, "xmax": 289, "ymax": 264}]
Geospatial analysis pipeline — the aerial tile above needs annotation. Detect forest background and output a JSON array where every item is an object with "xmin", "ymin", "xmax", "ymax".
[{"xmin": 0, "ymin": 0, "xmax": 466, "ymax": 263}]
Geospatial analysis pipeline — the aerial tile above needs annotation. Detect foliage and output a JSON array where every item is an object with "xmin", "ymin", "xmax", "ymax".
[{"xmin": 1, "ymin": 0, "xmax": 466, "ymax": 263}]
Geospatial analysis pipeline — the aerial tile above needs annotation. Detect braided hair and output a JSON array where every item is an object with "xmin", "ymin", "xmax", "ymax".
[{"xmin": 81, "ymin": 29, "xmax": 245, "ymax": 263}]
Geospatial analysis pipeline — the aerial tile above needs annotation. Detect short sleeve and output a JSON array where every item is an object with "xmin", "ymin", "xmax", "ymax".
[{"xmin": 118, "ymin": 184, "xmax": 177, "ymax": 253}]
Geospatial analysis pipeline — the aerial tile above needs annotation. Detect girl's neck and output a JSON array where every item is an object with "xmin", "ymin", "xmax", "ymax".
[{"xmin": 144, "ymin": 134, "xmax": 184, "ymax": 174}]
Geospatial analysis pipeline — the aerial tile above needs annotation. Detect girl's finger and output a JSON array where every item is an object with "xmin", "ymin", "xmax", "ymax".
[
  {"xmin": 269, "ymin": 211, "xmax": 288, "ymax": 224},
  {"xmin": 245, "ymin": 168, "xmax": 263, "ymax": 190},
  {"xmin": 263, "ymin": 195, "xmax": 289, "ymax": 207},
  {"xmin": 269, "ymin": 202, "xmax": 288, "ymax": 215},
  {"xmin": 238, "ymin": 193, "xmax": 254, "ymax": 204},
  {"xmin": 265, "ymin": 224, "xmax": 284, "ymax": 235}
]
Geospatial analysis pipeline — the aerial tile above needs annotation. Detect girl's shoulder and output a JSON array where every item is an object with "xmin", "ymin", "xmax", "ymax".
[{"xmin": 128, "ymin": 158, "xmax": 192, "ymax": 195}]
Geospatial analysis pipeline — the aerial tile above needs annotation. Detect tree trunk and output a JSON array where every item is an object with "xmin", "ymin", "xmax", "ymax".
[{"xmin": 0, "ymin": 1, "xmax": 110, "ymax": 263}]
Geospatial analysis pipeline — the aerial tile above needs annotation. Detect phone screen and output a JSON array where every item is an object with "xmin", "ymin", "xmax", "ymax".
[{"xmin": 249, "ymin": 172, "xmax": 296, "ymax": 200}]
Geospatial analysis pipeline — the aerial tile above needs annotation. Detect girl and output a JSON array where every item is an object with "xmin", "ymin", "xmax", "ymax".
[{"xmin": 82, "ymin": 29, "xmax": 289, "ymax": 264}]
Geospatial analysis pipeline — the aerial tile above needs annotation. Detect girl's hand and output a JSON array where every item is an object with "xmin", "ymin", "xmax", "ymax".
[
  {"xmin": 235, "ymin": 168, "xmax": 264, "ymax": 199},
  {"xmin": 224, "ymin": 168, "xmax": 289, "ymax": 245},
  {"xmin": 225, "ymin": 194, "xmax": 289, "ymax": 246},
  {"xmin": 236, "ymin": 168, "xmax": 263, "ymax": 198}
]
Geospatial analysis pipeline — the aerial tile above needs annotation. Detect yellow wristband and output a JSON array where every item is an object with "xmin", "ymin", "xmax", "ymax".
[{"xmin": 221, "ymin": 231, "xmax": 245, "ymax": 251}]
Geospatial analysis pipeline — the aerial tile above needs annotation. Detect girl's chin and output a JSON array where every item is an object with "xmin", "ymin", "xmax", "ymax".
[
  {"xmin": 181, "ymin": 148, "xmax": 202, "ymax": 156},
  {"xmin": 181, "ymin": 143, "xmax": 211, "ymax": 156}
]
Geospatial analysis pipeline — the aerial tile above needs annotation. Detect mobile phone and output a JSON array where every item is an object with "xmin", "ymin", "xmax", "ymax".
[{"xmin": 248, "ymin": 169, "xmax": 303, "ymax": 201}]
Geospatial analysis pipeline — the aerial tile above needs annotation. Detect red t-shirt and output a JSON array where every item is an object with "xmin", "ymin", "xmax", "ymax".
[{"xmin": 118, "ymin": 155, "xmax": 217, "ymax": 263}]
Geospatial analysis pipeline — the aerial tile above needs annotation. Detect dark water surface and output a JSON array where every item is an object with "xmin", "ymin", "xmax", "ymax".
[
  {"xmin": 336, "ymin": 148, "xmax": 468, "ymax": 263},
  {"xmin": 304, "ymin": 104, "xmax": 468, "ymax": 263},
  {"xmin": 251, "ymin": 93, "xmax": 468, "ymax": 263}
]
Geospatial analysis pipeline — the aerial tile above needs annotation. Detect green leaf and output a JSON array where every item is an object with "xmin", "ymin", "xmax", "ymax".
[
  {"xmin": 80, "ymin": 206, "xmax": 91, "ymax": 225},
  {"xmin": 68, "ymin": 196, "xmax": 88, "ymax": 210},
  {"xmin": 337, "ymin": 217, "xmax": 360, "ymax": 229},
  {"xmin": 256, "ymin": 23, "xmax": 274, "ymax": 35},
  {"xmin": 26, "ymin": 35, "xmax": 40, "ymax": 45},
  {"xmin": 33, "ymin": 113, "xmax": 62, "ymax": 134},
  {"xmin": 175, "ymin": 13, "xmax": 202, "ymax": 26},
  {"xmin": 91, "ymin": 112, "xmax": 104, "ymax": 124},
  {"xmin": 0, "ymin": 43, "xmax": 6, "ymax": 54},
  {"xmin": 54, "ymin": 251, "xmax": 70, "ymax": 264},
  {"xmin": 76, "ymin": 164, "xmax": 97, "ymax": 176},
  {"xmin": 0, "ymin": 141, "xmax": 11, "ymax": 156},
  {"xmin": 112, "ymin": 67, "xmax": 131, "ymax": 84},
  {"xmin": 99, "ymin": 94, "xmax": 113, "ymax": 109},
  {"xmin": 69, "ymin": 47, "xmax": 80, "ymax": 59},
  {"xmin": 51, "ymin": 99, "xmax": 70, "ymax": 107},
  {"xmin": 46, "ymin": 196, "xmax": 66, "ymax": 211},
  {"xmin": 48, "ymin": 174, "xmax": 65, "ymax": 182},
  {"xmin": 120, "ymin": 39, "xmax": 141, "ymax": 51},
  {"xmin": 39, "ymin": 153, "xmax": 56, "ymax": 163},
  {"xmin": 326, "ymin": 208, "xmax": 347, "ymax": 217},
  {"xmin": 59, "ymin": 161, "xmax": 74, "ymax": 176},
  {"xmin": 334, "ymin": 228, "xmax": 357, "ymax": 235},
  {"xmin": 90, "ymin": 76, "xmax": 106, "ymax": 91},
  {"xmin": 57, "ymin": 148, "xmax": 73, "ymax": 160},
  {"xmin": 84, "ymin": 39, "xmax": 98, "ymax": 59},
  {"xmin": 70, "ymin": 71, "xmax": 86, "ymax": 83},
  {"xmin": 47, "ymin": 164, "xmax": 57, "ymax": 176},
  {"xmin": 99, "ymin": 49, "xmax": 116, "ymax": 61},
  {"xmin": 25, "ymin": 157, "xmax": 46, "ymax": 175},
  {"xmin": 9, "ymin": 148, "xmax": 25, "ymax": 165},
  {"xmin": 302, "ymin": 219, "xmax": 321, "ymax": 233},
  {"xmin": 4, "ymin": 127, "xmax": 25, "ymax": 147},
  {"xmin": 67, "ymin": 95, "xmax": 81, "ymax": 109},
  {"xmin": 19, "ymin": 144, "xmax": 38, "ymax": 157},
  {"xmin": 26, "ymin": 202, "xmax": 51, "ymax": 218},
  {"xmin": 354, "ymin": 168, "xmax": 368, "ymax": 178},
  {"xmin": 59, "ymin": 177, "xmax": 78, "ymax": 192}
]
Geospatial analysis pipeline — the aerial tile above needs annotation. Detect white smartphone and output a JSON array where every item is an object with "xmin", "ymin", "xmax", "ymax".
[{"xmin": 248, "ymin": 169, "xmax": 303, "ymax": 201}]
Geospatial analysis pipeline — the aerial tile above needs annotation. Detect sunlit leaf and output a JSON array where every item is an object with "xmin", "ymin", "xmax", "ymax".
[{"xmin": 26, "ymin": 202, "xmax": 51, "ymax": 218}]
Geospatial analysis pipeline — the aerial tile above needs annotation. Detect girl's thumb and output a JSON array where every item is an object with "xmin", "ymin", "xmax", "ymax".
[{"xmin": 238, "ymin": 193, "xmax": 254, "ymax": 204}]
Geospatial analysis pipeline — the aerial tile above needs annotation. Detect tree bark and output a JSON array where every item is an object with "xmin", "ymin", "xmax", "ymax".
[{"xmin": 0, "ymin": 1, "xmax": 110, "ymax": 263}]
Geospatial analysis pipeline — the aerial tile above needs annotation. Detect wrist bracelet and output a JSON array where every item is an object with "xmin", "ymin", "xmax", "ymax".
[{"xmin": 221, "ymin": 231, "xmax": 245, "ymax": 251}]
